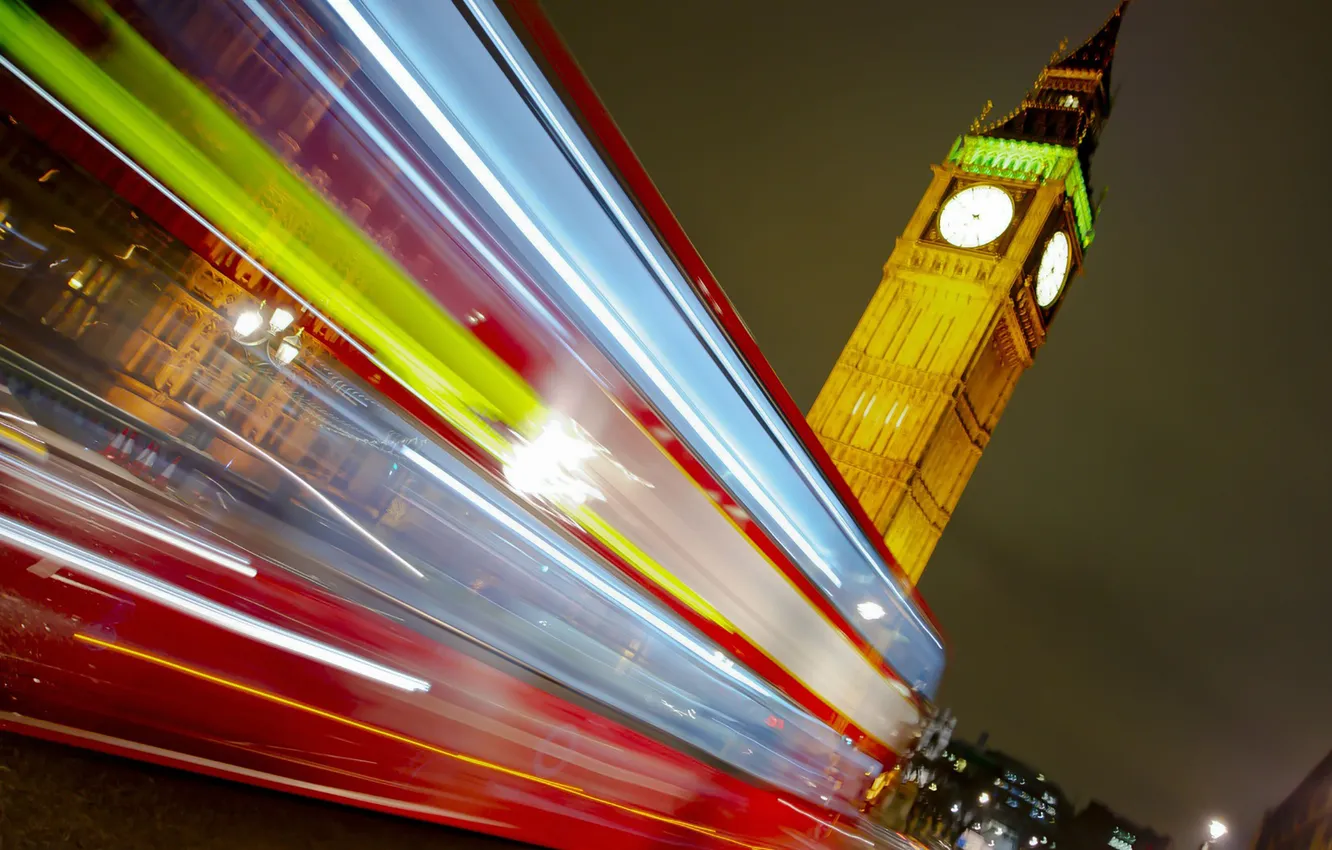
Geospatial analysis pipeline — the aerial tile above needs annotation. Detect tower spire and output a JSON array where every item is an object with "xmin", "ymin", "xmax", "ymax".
[
  {"xmin": 977, "ymin": 1, "xmax": 1131, "ymax": 185},
  {"xmin": 1047, "ymin": 0, "xmax": 1131, "ymax": 87}
]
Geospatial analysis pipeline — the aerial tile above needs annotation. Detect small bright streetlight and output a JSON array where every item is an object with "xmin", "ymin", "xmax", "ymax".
[
  {"xmin": 978, "ymin": 792, "xmax": 991, "ymax": 805},
  {"xmin": 1199, "ymin": 818, "xmax": 1229, "ymax": 850},
  {"xmin": 233, "ymin": 304, "xmax": 303, "ymax": 368},
  {"xmin": 268, "ymin": 307, "xmax": 295, "ymax": 333},
  {"xmin": 233, "ymin": 309, "xmax": 264, "ymax": 338}
]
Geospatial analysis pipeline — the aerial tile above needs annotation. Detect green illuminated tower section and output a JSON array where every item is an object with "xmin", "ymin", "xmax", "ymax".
[{"xmin": 808, "ymin": 3, "xmax": 1129, "ymax": 584}]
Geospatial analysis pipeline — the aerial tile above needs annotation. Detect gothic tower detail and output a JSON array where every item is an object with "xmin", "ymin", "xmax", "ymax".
[{"xmin": 808, "ymin": 3, "xmax": 1130, "ymax": 584}]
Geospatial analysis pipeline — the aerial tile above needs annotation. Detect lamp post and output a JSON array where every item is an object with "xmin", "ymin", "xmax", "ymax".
[{"xmin": 233, "ymin": 303, "xmax": 302, "ymax": 367}]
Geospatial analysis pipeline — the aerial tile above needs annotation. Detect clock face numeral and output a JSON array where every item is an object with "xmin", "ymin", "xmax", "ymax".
[
  {"xmin": 937, "ymin": 184, "xmax": 1015, "ymax": 249},
  {"xmin": 1035, "ymin": 231, "xmax": 1071, "ymax": 308}
]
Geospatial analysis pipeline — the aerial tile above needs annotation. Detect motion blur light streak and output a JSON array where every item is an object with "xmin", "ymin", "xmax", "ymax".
[
  {"xmin": 217, "ymin": 0, "xmax": 741, "ymax": 644},
  {"xmin": 0, "ymin": 713, "xmax": 516, "ymax": 830},
  {"xmin": 72, "ymin": 634, "xmax": 770, "ymax": 849},
  {"xmin": 334, "ymin": 0, "xmax": 844, "ymax": 593},
  {"xmin": 0, "ymin": 452, "xmax": 256, "ymax": 577},
  {"xmin": 0, "ymin": 516, "xmax": 430, "ymax": 693},
  {"xmin": 399, "ymin": 445, "xmax": 775, "ymax": 698},
  {"xmin": 0, "ymin": 52, "xmax": 485, "ymax": 450},
  {"xmin": 0, "ymin": 35, "xmax": 529, "ymax": 462},
  {"xmin": 466, "ymin": 0, "xmax": 908, "ymax": 596},
  {"xmin": 395, "ymin": 1, "xmax": 943, "ymax": 694},
  {"xmin": 503, "ymin": 418, "xmax": 605, "ymax": 506},
  {"xmin": 0, "ymin": 1, "xmax": 951, "ymax": 841},
  {"xmin": 777, "ymin": 798, "xmax": 875, "ymax": 847},
  {"xmin": 4, "ymin": 16, "xmax": 902, "ymax": 781},
  {"xmin": 72, "ymin": 633, "xmax": 573, "ymax": 792},
  {"xmin": 234, "ymin": 0, "xmax": 571, "ymax": 339},
  {"xmin": 186, "ymin": 403, "xmax": 424, "ymax": 579}
]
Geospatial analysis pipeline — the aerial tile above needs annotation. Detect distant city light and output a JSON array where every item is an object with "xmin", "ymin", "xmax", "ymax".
[
  {"xmin": 979, "ymin": 792, "xmax": 991, "ymax": 805},
  {"xmin": 951, "ymin": 803, "xmax": 961, "ymax": 814}
]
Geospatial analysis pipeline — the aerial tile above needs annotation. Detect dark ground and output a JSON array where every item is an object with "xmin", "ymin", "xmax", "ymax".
[{"xmin": 0, "ymin": 732, "xmax": 526, "ymax": 849}]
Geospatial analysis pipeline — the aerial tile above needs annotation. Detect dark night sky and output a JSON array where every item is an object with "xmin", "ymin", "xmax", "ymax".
[{"xmin": 542, "ymin": 1, "xmax": 1331, "ymax": 845}]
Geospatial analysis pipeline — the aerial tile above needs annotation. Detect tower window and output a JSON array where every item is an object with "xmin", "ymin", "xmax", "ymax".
[{"xmin": 1060, "ymin": 94, "xmax": 1080, "ymax": 109}]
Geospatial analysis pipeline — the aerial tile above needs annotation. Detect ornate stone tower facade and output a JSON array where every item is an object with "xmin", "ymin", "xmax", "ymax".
[{"xmin": 808, "ymin": 3, "xmax": 1130, "ymax": 584}]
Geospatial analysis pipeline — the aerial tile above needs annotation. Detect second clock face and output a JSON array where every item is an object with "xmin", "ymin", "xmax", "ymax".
[
  {"xmin": 938, "ymin": 184, "xmax": 1014, "ymax": 248},
  {"xmin": 1035, "ymin": 231, "xmax": 1071, "ymax": 308}
]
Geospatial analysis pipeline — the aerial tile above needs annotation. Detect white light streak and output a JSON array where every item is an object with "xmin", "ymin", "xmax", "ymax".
[
  {"xmin": 0, "ymin": 452, "xmax": 255, "ymax": 577},
  {"xmin": 0, "ymin": 514, "xmax": 429, "ymax": 692},
  {"xmin": 333, "ymin": 0, "xmax": 842, "ymax": 590},
  {"xmin": 234, "ymin": 0, "xmax": 569, "ymax": 338},
  {"xmin": 459, "ymin": 0, "xmax": 942, "ymax": 616},
  {"xmin": 400, "ymin": 446, "xmax": 774, "ymax": 698},
  {"xmin": 777, "ymin": 798, "xmax": 874, "ymax": 846},
  {"xmin": 187, "ymin": 404, "xmax": 423, "ymax": 579}
]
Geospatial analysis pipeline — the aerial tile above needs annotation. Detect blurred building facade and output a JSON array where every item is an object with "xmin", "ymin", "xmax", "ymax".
[
  {"xmin": 1254, "ymin": 751, "xmax": 1332, "ymax": 850},
  {"xmin": 807, "ymin": 3, "xmax": 1130, "ymax": 583},
  {"xmin": 888, "ymin": 735, "xmax": 1069, "ymax": 850},
  {"xmin": 0, "ymin": 2, "xmax": 498, "ymax": 561},
  {"xmin": 1063, "ymin": 801, "xmax": 1170, "ymax": 850}
]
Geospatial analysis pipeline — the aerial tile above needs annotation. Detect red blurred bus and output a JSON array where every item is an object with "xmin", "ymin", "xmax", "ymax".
[{"xmin": 0, "ymin": 2, "xmax": 944, "ymax": 847}]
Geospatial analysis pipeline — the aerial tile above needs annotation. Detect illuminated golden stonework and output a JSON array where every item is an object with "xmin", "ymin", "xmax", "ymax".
[{"xmin": 809, "ymin": 2, "xmax": 1130, "ymax": 584}]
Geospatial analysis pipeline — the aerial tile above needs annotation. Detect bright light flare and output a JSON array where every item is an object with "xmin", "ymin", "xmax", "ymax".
[
  {"xmin": 1209, "ymin": 821, "xmax": 1228, "ymax": 841},
  {"xmin": 0, "ymin": 515, "xmax": 428, "ymax": 692},
  {"xmin": 234, "ymin": 309, "xmax": 263, "ymax": 338},
  {"xmin": 856, "ymin": 601, "xmax": 886, "ymax": 621},
  {"xmin": 504, "ymin": 418, "xmax": 604, "ymax": 506},
  {"xmin": 979, "ymin": 792, "xmax": 991, "ymax": 805}
]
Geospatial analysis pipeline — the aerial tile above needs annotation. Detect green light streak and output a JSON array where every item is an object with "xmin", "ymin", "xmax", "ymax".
[
  {"xmin": 0, "ymin": 1, "xmax": 741, "ymax": 639},
  {"xmin": 0, "ymin": 0, "xmax": 537, "ymax": 459},
  {"xmin": 946, "ymin": 135, "xmax": 1096, "ymax": 248}
]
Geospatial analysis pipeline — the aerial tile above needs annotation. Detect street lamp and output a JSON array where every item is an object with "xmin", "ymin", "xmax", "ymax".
[
  {"xmin": 979, "ymin": 792, "xmax": 991, "ymax": 805},
  {"xmin": 232, "ymin": 303, "xmax": 302, "ymax": 368},
  {"xmin": 1199, "ymin": 818, "xmax": 1228, "ymax": 850}
]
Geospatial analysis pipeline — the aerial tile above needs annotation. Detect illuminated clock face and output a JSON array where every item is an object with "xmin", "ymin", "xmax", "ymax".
[
  {"xmin": 1035, "ymin": 231, "xmax": 1071, "ymax": 307},
  {"xmin": 937, "ymin": 184, "xmax": 1015, "ymax": 248}
]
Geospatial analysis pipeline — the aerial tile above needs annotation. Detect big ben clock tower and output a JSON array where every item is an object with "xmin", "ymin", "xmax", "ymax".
[{"xmin": 808, "ymin": 2, "xmax": 1131, "ymax": 584}]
